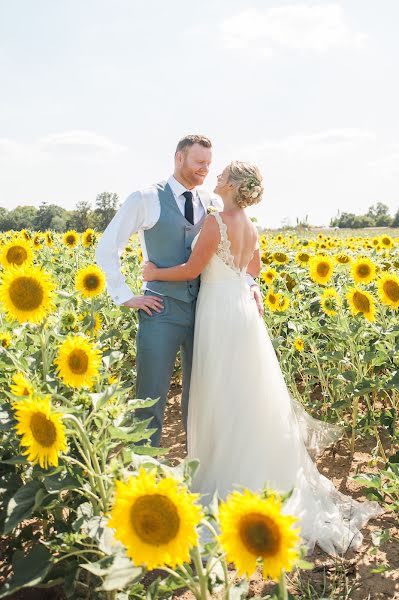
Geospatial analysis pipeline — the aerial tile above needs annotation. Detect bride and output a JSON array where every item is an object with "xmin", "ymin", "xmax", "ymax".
[{"xmin": 142, "ymin": 161, "xmax": 383, "ymax": 556}]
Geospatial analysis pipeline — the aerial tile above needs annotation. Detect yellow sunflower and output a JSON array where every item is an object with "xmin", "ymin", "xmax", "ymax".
[
  {"xmin": 350, "ymin": 256, "xmax": 376, "ymax": 285},
  {"xmin": 82, "ymin": 228, "xmax": 96, "ymax": 248},
  {"xmin": 335, "ymin": 253, "xmax": 351, "ymax": 265},
  {"xmin": 294, "ymin": 338, "xmax": 304, "ymax": 352},
  {"xmin": 63, "ymin": 230, "xmax": 79, "ymax": 248},
  {"xmin": 0, "ymin": 238, "xmax": 34, "ymax": 268},
  {"xmin": 0, "ymin": 264, "xmax": 56, "ymax": 324},
  {"xmin": 218, "ymin": 489, "xmax": 300, "ymax": 581},
  {"xmin": 265, "ymin": 290, "xmax": 279, "ymax": 312},
  {"xmin": 280, "ymin": 272, "xmax": 296, "ymax": 292},
  {"xmin": 13, "ymin": 395, "xmax": 67, "ymax": 469},
  {"xmin": 261, "ymin": 251, "xmax": 273, "ymax": 265},
  {"xmin": 376, "ymin": 273, "xmax": 399, "ymax": 310},
  {"xmin": 20, "ymin": 229, "xmax": 31, "ymax": 241},
  {"xmin": 261, "ymin": 268, "xmax": 278, "ymax": 286},
  {"xmin": 309, "ymin": 255, "xmax": 334, "ymax": 285},
  {"xmin": 0, "ymin": 331, "xmax": 12, "ymax": 348},
  {"xmin": 10, "ymin": 372, "xmax": 34, "ymax": 397},
  {"xmin": 32, "ymin": 234, "xmax": 43, "ymax": 249},
  {"xmin": 272, "ymin": 252, "xmax": 289, "ymax": 265},
  {"xmin": 379, "ymin": 235, "xmax": 393, "ymax": 250},
  {"xmin": 80, "ymin": 311, "xmax": 103, "ymax": 334},
  {"xmin": 320, "ymin": 288, "xmax": 341, "ymax": 317},
  {"xmin": 54, "ymin": 334, "xmax": 102, "ymax": 389},
  {"xmin": 276, "ymin": 294, "xmax": 290, "ymax": 312},
  {"xmin": 108, "ymin": 467, "xmax": 203, "ymax": 570},
  {"xmin": 295, "ymin": 251, "xmax": 311, "ymax": 265},
  {"xmin": 75, "ymin": 265, "xmax": 106, "ymax": 298},
  {"xmin": 45, "ymin": 232, "xmax": 54, "ymax": 247},
  {"xmin": 346, "ymin": 287, "xmax": 376, "ymax": 322}
]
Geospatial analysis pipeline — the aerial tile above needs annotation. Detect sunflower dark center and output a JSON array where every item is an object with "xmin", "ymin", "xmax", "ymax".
[
  {"xmin": 131, "ymin": 494, "xmax": 180, "ymax": 546},
  {"xmin": 6, "ymin": 246, "xmax": 28, "ymax": 265},
  {"xmin": 30, "ymin": 412, "xmax": 57, "ymax": 447},
  {"xmin": 83, "ymin": 274, "xmax": 100, "ymax": 290},
  {"xmin": 357, "ymin": 264, "xmax": 371, "ymax": 277},
  {"xmin": 324, "ymin": 298, "xmax": 336, "ymax": 310},
  {"xmin": 317, "ymin": 262, "xmax": 330, "ymax": 277},
  {"xmin": 239, "ymin": 513, "xmax": 280, "ymax": 557},
  {"xmin": 66, "ymin": 235, "xmax": 76, "ymax": 245},
  {"xmin": 383, "ymin": 280, "xmax": 399, "ymax": 302},
  {"xmin": 68, "ymin": 349, "xmax": 89, "ymax": 374},
  {"xmin": 353, "ymin": 291, "xmax": 371, "ymax": 312},
  {"xmin": 9, "ymin": 277, "xmax": 44, "ymax": 311}
]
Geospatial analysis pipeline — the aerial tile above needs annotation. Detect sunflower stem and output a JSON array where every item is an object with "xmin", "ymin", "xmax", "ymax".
[
  {"xmin": 192, "ymin": 545, "xmax": 209, "ymax": 600},
  {"xmin": 39, "ymin": 320, "xmax": 49, "ymax": 380},
  {"xmin": 64, "ymin": 414, "xmax": 108, "ymax": 511},
  {"xmin": 278, "ymin": 570, "xmax": 288, "ymax": 600},
  {"xmin": 89, "ymin": 298, "xmax": 95, "ymax": 338},
  {"xmin": 350, "ymin": 396, "xmax": 359, "ymax": 457}
]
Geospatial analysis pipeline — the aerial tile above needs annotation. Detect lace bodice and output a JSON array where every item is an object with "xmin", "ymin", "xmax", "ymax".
[
  {"xmin": 192, "ymin": 212, "xmax": 250, "ymax": 285},
  {"xmin": 212, "ymin": 212, "xmax": 247, "ymax": 276}
]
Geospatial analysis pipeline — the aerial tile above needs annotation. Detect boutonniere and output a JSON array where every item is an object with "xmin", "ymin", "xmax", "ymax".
[{"xmin": 207, "ymin": 205, "xmax": 219, "ymax": 215}]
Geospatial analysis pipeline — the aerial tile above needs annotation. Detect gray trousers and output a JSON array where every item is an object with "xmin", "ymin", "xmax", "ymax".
[{"xmin": 135, "ymin": 292, "xmax": 196, "ymax": 447}]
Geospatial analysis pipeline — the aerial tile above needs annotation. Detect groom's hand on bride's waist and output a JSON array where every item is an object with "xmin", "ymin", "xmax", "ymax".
[{"xmin": 122, "ymin": 295, "xmax": 164, "ymax": 315}]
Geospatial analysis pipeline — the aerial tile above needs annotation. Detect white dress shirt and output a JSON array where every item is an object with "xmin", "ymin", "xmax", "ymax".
[{"xmin": 95, "ymin": 176, "xmax": 223, "ymax": 304}]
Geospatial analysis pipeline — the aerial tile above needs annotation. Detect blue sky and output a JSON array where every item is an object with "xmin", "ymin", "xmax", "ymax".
[{"xmin": 0, "ymin": 0, "xmax": 398, "ymax": 228}]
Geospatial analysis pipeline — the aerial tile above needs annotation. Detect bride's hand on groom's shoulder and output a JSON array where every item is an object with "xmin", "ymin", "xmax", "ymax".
[{"xmin": 142, "ymin": 261, "xmax": 158, "ymax": 281}]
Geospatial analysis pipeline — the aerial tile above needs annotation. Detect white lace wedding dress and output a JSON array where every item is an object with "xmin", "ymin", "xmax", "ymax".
[{"xmin": 187, "ymin": 212, "xmax": 383, "ymax": 556}]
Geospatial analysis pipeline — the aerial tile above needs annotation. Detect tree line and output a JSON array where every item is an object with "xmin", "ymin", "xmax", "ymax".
[
  {"xmin": 330, "ymin": 202, "xmax": 399, "ymax": 229},
  {"xmin": 0, "ymin": 192, "xmax": 120, "ymax": 233},
  {"xmin": 0, "ymin": 195, "xmax": 398, "ymax": 232}
]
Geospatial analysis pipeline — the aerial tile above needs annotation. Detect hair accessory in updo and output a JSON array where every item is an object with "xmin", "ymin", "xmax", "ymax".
[{"xmin": 227, "ymin": 161, "xmax": 264, "ymax": 208}]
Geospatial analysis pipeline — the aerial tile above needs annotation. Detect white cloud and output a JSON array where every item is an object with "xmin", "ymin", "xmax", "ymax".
[
  {"xmin": 241, "ymin": 128, "xmax": 376, "ymax": 159},
  {"xmin": 221, "ymin": 4, "xmax": 367, "ymax": 56},
  {"xmin": 38, "ymin": 130, "xmax": 127, "ymax": 157},
  {"xmin": 0, "ymin": 131, "xmax": 128, "ymax": 166}
]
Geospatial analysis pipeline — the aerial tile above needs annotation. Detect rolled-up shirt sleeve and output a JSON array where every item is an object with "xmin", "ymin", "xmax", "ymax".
[{"xmin": 95, "ymin": 190, "xmax": 156, "ymax": 305}]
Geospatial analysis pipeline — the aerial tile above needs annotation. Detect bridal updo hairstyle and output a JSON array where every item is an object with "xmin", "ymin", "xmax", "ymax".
[{"xmin": 227, "ymin": 161, "xmax": 264, "ymax": 208}]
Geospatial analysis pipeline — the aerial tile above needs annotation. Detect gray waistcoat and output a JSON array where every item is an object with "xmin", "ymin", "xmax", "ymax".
[{"xmin": 143, "ymin": 181, "xmax": 208, "ymax": 302}]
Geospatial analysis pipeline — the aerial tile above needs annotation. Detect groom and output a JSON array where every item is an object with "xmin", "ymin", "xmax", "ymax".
[{"xmin": 95, "ymin": 134, "xmax": 263, "ymax": 446}]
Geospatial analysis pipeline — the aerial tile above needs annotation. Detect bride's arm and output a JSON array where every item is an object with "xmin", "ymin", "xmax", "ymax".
[
  {"xmin": 246, "ymin": 248, "xmax": 261, "ymax": 279},
  {"xmin": 143, "ymin": 216, "xmax": 220, "ymax": 282}
]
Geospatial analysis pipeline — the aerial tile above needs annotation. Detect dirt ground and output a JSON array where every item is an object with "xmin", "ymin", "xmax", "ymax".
[{"xmin": 160, "ymin": 386, "xmax": 399, "ymax": 600}]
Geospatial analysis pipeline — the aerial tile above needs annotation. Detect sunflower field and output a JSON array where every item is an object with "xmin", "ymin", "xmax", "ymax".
[{"xmin": 0, "ymin": 226, "xmax": 398, "ymax": 600}]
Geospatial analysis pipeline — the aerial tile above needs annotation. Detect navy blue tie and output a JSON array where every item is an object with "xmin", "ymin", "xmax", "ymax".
[{"xmin": 183, "ymin": 191, "xmax": 194, "ymax": 225}]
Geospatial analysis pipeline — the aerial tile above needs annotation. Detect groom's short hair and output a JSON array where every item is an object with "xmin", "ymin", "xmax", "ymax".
[{"xmin": 175, "ymin": 135, "xmax": 212, "ymax": 155}]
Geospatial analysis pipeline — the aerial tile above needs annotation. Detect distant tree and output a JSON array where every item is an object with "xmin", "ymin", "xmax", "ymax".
[
  {"xmin": 353, "ymin": 214, "xmax": 374, "ymax": 228},
  {"xmin": 0, "ymin": 205, "xmax": 37, "ymax": 231},
  {"xmin": 50, "ymin": 215, "xmax": 69, "ymax": 232},
  {"xmin": 366, "ymin": 202, "xmax": 392, "ymax": 226},
  {"xmin": 93, "ymin": 192, "xmax": 119, "ymax": 230},
  {"xmin": 330, "ymin": 212, "xmax": 357, "ymax": 228},
  {"xmin": 33, "ymin": 202, "xmax": 69, "ymax": 231},
  {"xmin": 392, "ymin": 207, "xmax": 399, "ymax": 228},
  {"xmin": 67, "ymin": 200, "xmax": 94, "ymax": 232}
]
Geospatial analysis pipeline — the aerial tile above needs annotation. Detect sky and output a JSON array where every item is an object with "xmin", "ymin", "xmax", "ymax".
[{"xmin": 0, "ymin": 0, "xmax": 398, "ymax": 228}]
